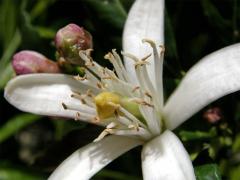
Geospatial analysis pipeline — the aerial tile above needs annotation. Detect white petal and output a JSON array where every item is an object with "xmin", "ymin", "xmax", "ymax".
[
  {"xmin": 123, "ymin": 0, "xmax": 164, "ymax": 84},
  {"xmin": 4, "ymin": 74, "xmax": 99, "ymax": 122},
  {"xmin": 141, "ymin": 130, "xmax": 195, "ymax": 180},
  {"xmin": 48, "ymin": 135, "xmax": 142, "ymax": 180},
  {"xmin": 163, "ymin": 43, "xmax": 240, "ymax": 130}
]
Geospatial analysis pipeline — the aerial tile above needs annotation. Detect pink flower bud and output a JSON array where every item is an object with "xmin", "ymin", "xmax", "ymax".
[
  {"xmin": 203, "ymin": 107, "xmax": 223, "ymax": 124},
  {"xmin": 55, "ymin": 23, "xmax": 93, "ymax": 64},
  {"xmin": 12, "ymin": 50, "xmax": 61, "ymax": 75}
]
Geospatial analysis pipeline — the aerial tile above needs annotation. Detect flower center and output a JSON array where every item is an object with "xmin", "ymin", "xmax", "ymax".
[
  {"xmin": 94, "ymin": 92, "xmax": 120, "ymax": 119},
  {"xmin": 62, "ymin": 39, "xmax": 165, "ymax": 142}
]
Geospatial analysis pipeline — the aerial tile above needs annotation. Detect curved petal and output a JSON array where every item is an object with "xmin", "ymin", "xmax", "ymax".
[
  {"xmin": 48, "ymin": 135, "xmax": 142, "ymax": 180},
  {"xmin": 141, "ymin": 130, "xmax": 195, "ymax": 180},
  {"xmin": 4, "ymin": 74, "xmax": 99, "ymax": 122},
  {"xmin": 163, "ymin": 43, "xmax": 240, "ymax": 130},
  {"xmin": 123, "ymin": 0, "xmax": 164, "ymax": 84}
]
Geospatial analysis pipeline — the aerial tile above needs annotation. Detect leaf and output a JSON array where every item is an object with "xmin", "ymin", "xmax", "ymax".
[
  {"xmin": 0, "ymin": 113, "xmax": 41, "ymax": 143},
  {"xmin": 30, "ymin": 0, "xmax": 56, "ymax": 20},
  {"xmin": 179, "ymin": 128, "xmax": 217, "ymax": 141},
  {"xmin": 230, "ymin": 165, "xmax": 240, "ymax": 180},
  {"xmin": 84, "ymin": 0, "xmax": 127, "ymax": 29},
  {"xmin": 201, "ymin": 0, "xmax": 231, "ymax": 43},
  {"xmin": 0, "ymin": 30, "xmax": 21, "ymax": 71},
  {"xmin": 35, "ymin": 26, "xmax": 56, "ymax": 39},
  {"xmin": 0, "ymin": 0, "xmax": 17, "ymax": 50},
  {"xmin": 0, "ymin": 163, "xmax": 45, "ymax": 180},
  {"xmin": 0, "ymin": 63, "xmax": 14, "ymax": 89},
  {"xmin": 232, "ymin": 134, "xmax": 240, "ymax": 153},
  {"xmin": 195, "ymin": 164, "xmax": 222, "ymax": 180},
  {"xmin": 165, "ymin": 10, "xmax": 178, "ymax": 59}
]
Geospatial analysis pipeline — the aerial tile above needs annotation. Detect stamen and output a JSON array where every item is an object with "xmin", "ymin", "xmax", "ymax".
[
  {"xmin": 71, "ymin": 93, "xmax": 87, "ymax": 104},
  {"xmin": 132, "ymin": 86, "xmax": 140, "ymax": 93},
  {"xmin": 93, "ymin": 130, "xmax": 110, "ymax": 142},
  {"xmin": 142, "ymin": 39, "xmax": 164, "ymax": 108},
  {"xmin": 128, "ymin": 124, "xmax": 139, "ymax": 131},
  {"xmin": 61, "ymin": 102, "xmax": 96, "ymax": 114},
  {"xmin": 134, "ymin": 60, "xmax": 150, "ymax": 68},
  {"xmin": 97, "ymin": 82, "xmax": 104, "ymax": 89},
  {"xmin": 159, "ymin": 45, "xmax": 165, "ymax": 56},
  {"xmin": 118, "ymin": 106, "xmax": 147, "ymax": 129},
  {"xmin": 62, "ymin": 102, "xmax": 68, "ymax": 110},
  {"xmin": 86, "ymin": 89, "xmax": 94, "ymax": 98},
  {"xmin": 92, "ymin": 116, "xmax": 100, "ymax": 123},
  {"xmin": 144, "ymin": 92, "xmax": 152, "ymax": 99},
  {"xmin": 75, "ymin": 112, "xmax": 81, "ymax": 121},
  {"xmin": 74, "ymin": 74, "xmax": 87, "ymax": 81},
  {"xmin": 130, "ymin": 98, "xmax": 154, "ymax": 108}
]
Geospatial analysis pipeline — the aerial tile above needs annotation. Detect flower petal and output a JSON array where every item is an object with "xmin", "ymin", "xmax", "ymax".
[
  {"xmin": 141, "ymin": 130, "xmax": 195, "ymax": 180},
  {"xmin": 163, "ymin": 43, "xmax": 240, "ymax": 130},
  {"xmin": 123, "ymin": 0, "xmax": 164, "ymax": 84},
  {"xmin": 4, "ymin": 74, "xmax": 99, "ymax": 122},
  {"xmin": 48, "ymin": 135, "xmax": 142, "ymax": 180}
]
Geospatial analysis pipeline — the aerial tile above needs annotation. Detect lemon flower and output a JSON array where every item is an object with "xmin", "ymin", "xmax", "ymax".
[{"xmin": 4, "ymin": 0, "xmax": 240, "ymax": 179}]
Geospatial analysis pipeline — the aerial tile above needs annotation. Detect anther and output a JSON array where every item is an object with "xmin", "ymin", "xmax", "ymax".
[
  {"xmin": 62, "ymin": 102, "xmax": 68, "ymax": 110},
  {"xmin": 74, "ymin": 74, "xmax": 87, "ymax": 81},
  {"xmin": 141, "ymin": 53, "xmax": 152, "ymax": 61},
  {"xmin": 134, "ymin": 60, "xmax": 150, "ymax": 68},
  {"xmin": 86, "ymin": 89, "xmax": 94, "ymax": 98},
  {"xmin": 71, "ymin": 93, "xmax": 87, "ymax": 104},
  {"xmin": 128, "ymin": 124, "xmax": 139, "ymax": 131},
  {"xmin": 159, "ymin": 45, "xmax": 165, "ymax": 55},
  {"xmin": 145, "ymin": 91, "xmax": 152, "ymax": 99},
  {"xmin": 96, "ymin": 82, "xmax": 104, "ymax": 89},
  {"xmin": 132, "ymin": 86, "xmax": 140, "ymax": 93},
  {"xmin": 75, "ymin": 112, "xmax": 81, "ymax": 121},
  {"xmin": 130, "ymin": 98, "xmax": 154, "ymax": 107},
  {"xmin": 92, "ymin": 116, "xmax": 100, "ymax": 123}
]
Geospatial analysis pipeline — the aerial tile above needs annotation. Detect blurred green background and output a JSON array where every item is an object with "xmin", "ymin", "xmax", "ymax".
[{"xmin": 1, "ymin": 0, "xmax": 240, "ymax": 179}]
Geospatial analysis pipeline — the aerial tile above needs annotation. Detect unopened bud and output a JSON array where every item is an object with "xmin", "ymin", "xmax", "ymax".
[
  {"xmin": 12, "ymin": 50, "xmax": 60, "ymax": 75},
  {"xmin": 55, "ymin": 23, "xmax": 93, "ymax": 65},
  {"xmin": 203, "ymin": 107, "xmax": 222, "ymax": 124}
]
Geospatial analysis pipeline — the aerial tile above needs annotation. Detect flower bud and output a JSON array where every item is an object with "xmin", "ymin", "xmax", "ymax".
[
  {"xmin": 55, "ymin": 23, "xmax": 93, "ymax": 65},
  {"xmin": 12, "ymin": 50, "xmax": 60, "ymax": 75},
  {"xmin": 203, "ymin": 107, "xmax": 222, "ymax": 124}
]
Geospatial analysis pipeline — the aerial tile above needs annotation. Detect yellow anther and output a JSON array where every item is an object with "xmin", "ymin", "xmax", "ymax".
[{"xmin": 95, "ymin": 92, "xmax": 121, "ymax": 119}]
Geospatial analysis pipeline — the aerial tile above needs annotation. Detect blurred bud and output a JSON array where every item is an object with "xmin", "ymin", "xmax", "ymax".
[
  {"xmin": 203, "ymin": 107, "xmax": 223, "ymax": 124},
  {"xmin": 12, "ymin": 50, "xmax": 61, "ymax": 75},
  {"xmin": 55, "ymin": 23, "xmax": 93, "ymax": 65}
]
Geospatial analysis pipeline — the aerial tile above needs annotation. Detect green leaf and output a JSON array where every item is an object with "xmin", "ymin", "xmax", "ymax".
[
  {"xmin": 195, "ymin": 164, "xmax": 222, "ymax": 180},
  {"xmin": 30, "ymin": 0, "xmax": 56, "ymax": 21},
  {"xmin": 0, "ymin": 30, "xmax": 21, "ymax": 70},
  {"xmin": 84, "ymin": 0, "xmax": 127, "ymax": 29},
  {"xmin": 0, "ymin": 63, "xmax": 14, "ymax": 89},
  {"xmin": 201, "ymin": 0, "xmax": 231, "ymax": 43},
  {"xmin": 230, "ymin": 165, "xmax": 240, "ymax": 180},
  {"xmin": 165, "ymin": 10, "xmax": 178, "ymax": 59},
  {"xmin": 0, "ymin": 113, "xmax": 41, "ymax": 143},
  {"xmin": 232, "ymin": 134, "xmax": 240, "ymax": 153},
  {"xmin": 179, "ymin": 128, "xmax": 217, "ymax": 141},
  {"xmin": 0, "ymin": 0, "xmax": 17, "ymax": 50},
  {"xmin": 0, "ymin": 163, "xmax": 45, "ymax": 180},
  {"xmin": 35, "ymin": 26, "xmax": 56, "ymax": 39}
]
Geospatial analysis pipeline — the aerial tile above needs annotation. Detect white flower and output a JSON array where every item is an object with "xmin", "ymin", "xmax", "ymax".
[{"xmin": 4, "ymin": 0, "xmax": 240, "ymax": 180}]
